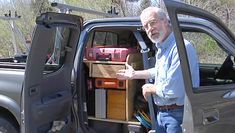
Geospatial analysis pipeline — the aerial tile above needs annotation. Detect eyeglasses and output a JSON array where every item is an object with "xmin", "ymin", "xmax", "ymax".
[{"xmin": 142, "ymin": 19, "xmax": 160, "ymax": 31}]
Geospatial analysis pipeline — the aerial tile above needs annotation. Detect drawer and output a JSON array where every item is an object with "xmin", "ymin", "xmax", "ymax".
[{"xmin": 91, "ymin": 64, "xmax": 125, "ymax": 78}]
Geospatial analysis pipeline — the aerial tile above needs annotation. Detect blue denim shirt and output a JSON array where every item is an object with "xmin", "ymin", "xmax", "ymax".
[{"xmin": 148, "ymin": 32, "xmax": 199, "ymax": 106}]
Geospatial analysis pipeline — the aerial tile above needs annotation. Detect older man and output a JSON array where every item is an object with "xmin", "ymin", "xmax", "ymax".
[{"xmin": 117, "ymin": 7, "xmax": 199, "ymax": 133}]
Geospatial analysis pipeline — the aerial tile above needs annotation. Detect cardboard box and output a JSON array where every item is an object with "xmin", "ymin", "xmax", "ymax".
[
  {"xmin": 95, "ymin": 89, "xmax": 106, "ymax": 118},
  {"xmin": 91, "ymin": 64, "xmax": 125, "ymax": 78},
  {"xmin": 107, "ymin": 90, "xmax": 126, "ymax": 120}
]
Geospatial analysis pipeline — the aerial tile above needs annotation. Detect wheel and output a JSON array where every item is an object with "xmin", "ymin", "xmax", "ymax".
[{"xmin": 0, "ymin": 115, "xmax": 19, "ymax": 133}]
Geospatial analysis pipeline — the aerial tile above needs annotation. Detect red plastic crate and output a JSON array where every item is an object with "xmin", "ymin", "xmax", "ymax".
[{"xmin": 85, "ymin": 46, "xmax": 137, "ymax": 62}]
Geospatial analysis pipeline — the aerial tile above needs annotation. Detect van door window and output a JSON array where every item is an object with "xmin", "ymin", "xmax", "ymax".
[{"xmin": 44, "ymin": 27, "xmax": 71, "ymax": 73}]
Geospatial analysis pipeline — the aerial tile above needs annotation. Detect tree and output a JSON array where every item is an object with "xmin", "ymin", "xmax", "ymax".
[
  {"xmin": 31, "ymin": 0, "xmax": 54, "ymax": 16},
  {"xmin": 183, "ymin": 0, "xmax": 235, "ymax": 30}
]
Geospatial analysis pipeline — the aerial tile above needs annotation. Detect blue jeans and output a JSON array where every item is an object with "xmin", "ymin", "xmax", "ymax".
[{"xmin": 156, "ymin": 108, "xmax": 183, "ymax": 133}]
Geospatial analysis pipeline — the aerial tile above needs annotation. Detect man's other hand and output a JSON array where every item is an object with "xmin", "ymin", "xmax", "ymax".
[{"xmin": 142, "ymin": 83, "xmax": 156, "ymax": 101}]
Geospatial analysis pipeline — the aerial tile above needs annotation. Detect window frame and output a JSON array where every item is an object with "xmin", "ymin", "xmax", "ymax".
[{"xmin": 179, "ymin": 19, "xmax": 235, "ymax": 91}]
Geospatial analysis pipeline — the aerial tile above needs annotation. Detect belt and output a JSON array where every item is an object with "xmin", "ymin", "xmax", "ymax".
[{"xmin": 157, "ymin": 104, "xmax": 184, "ymax": 111}]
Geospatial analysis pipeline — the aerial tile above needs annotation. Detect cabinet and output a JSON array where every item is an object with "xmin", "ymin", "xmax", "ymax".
[{"xmin": 84, "ymin": 53, "xmax": 143, "ymax": 124}]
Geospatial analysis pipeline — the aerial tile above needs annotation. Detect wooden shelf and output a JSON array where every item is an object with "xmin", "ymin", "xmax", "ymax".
[
  {"xmin": 84, "ymin": 53, "xmax": 143, "ymax": 125},
  {"xmin": 88, "ymin": 116, "xmax": 141, "ymax": 125}
]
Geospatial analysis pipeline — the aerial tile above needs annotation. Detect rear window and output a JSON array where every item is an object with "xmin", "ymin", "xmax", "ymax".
[
  {"xmin": 92, "ymin": 31, "xmax": 118, "ymax": 46},
  {"xmin": 86, "ymin": 29, "xmax": 137, "ymax": 48}
]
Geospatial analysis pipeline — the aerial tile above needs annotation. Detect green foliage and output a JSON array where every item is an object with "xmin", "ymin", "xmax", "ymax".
[
  {"xmin": 203, "ymin": 36, "xmax": 217, "ymax": 52},
  {"xmin": 200, "ymin": 35, "xmax": 225, "ymax": 58},
  {"xmin": 0, "ymin": 21, "xmax": 13, "ymax": 57},
  {"xmin": 31, "ymin": 0, "xmax": 54, "ymax": 16},
  {"xmin": 0, "ymin": 0, "xmax": 116, "ymax": 57},
  {"xmin": 219, "ymin": 0, "xmax": 235, "ymax": 4},
  {"xmin": 140, "ymin": 0, "xmax": 151, "ymax": 9},
  {"xmin": 185, "ymin": 32, "xmax": 227, "ymax": 64}
]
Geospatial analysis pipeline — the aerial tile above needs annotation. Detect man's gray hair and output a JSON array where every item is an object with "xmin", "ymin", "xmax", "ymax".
[
  {"xmin": 140, "ymin": 7, "xmax": 168, "ymax": 20},
  {"xmin": 156, "ymin": 9, "xmax": 167, "ymax": 20}
]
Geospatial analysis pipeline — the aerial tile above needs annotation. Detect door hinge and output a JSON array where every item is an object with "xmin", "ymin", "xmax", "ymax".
[{"xmin": 21, "ymin": 110, "xmax": 25, "ymax": 124}]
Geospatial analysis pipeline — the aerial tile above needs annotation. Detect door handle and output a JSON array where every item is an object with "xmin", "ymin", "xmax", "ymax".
[
  {"xmin": 202, "ymin": 109, "xmax": 219, "ymax": 125},
  {"xmin": 204, "ymin": 116, "xmax": 219, "ymax": 124}
]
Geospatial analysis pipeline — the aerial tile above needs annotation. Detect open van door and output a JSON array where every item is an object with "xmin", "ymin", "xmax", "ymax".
[
  {"xmin": 164, "ymin": 0, "xmax": 235, "ymax": 132},
  {"xmin": 21, "ymin": 12, "xmax": 83, "ymax": 133}
]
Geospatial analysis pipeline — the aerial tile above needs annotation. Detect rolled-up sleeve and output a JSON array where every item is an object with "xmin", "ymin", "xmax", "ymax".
[{"xmin": 147, "ymin": 67, "xmax": 156, "ymax": 79}]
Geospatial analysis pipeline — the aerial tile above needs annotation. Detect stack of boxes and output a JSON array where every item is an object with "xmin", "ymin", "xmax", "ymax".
[
  {"xmin": 85, "ymin": 46, "xmax": 138, "ymax": 120},
  {"xmin": 95, "ymin": 78, "xmax": 126, "ymax": 120}
]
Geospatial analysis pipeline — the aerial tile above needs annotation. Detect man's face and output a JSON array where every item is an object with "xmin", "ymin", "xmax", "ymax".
[{"xmin": 141, "ymin": 12, "xmax": 166, "ymax": 43}]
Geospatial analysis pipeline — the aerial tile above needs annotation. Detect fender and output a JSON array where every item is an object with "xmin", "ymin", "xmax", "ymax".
[{"xmin": 0, "ymin": 94, "xmax": 20, "ymax": 124}]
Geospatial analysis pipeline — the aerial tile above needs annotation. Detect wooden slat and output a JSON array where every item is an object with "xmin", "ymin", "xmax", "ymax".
[{"xmin": 126, "ymin": 53, "xmax": 143, "ymax": 121}]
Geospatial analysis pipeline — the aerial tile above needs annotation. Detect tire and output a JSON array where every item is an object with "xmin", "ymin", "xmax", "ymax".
[{"xmin": 0, "ymin": 115, "xmax": 19, "ymax": 133}]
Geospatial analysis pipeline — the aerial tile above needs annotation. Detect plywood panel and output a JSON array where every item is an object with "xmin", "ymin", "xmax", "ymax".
[
  {"xmin": 126, "ymin": 53, "xmax": 143, "ymax": 121},
  {"xmin": 107, "ymin": 90, "xmax": 126, "ymax": 120},
  {"xmin": 92, "ymin": 64, "xmax": 125, "ymax": 78}
]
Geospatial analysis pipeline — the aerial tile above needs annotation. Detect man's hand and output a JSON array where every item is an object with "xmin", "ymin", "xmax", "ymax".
[
  {"xmin": 142, "ymin": 84, "xmax": 156, "ymax": 101},
  {"xmin": 116, "ymin": 62, "xmax": 135, "ymax": 80}
]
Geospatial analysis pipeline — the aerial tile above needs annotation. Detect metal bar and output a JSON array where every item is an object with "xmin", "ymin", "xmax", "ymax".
[
  {"xmin": 51, "ymin": 2, "xmax": 119, "ymax": 18},
  {"xmin": 10, "ymin": 20, "xmax": 18, "ymax": 55},
  {"xmin": 0, "ymin": 16, "xmax": 20, "ymax": 20}
]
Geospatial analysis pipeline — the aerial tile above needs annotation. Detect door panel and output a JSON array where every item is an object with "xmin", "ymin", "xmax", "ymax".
[
  {"xmin": 188, "ymin": 88, "xmax": 235, "ymax": 133},
  {"xmin": 21, "ymin": 12, "xmax": 82, "ymax": 133},
  {"xmin": 163, "ymin": 0, "xmax": 235, "ymax": 132}
]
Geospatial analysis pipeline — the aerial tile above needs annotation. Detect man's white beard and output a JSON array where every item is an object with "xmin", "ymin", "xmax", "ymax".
[
  {"xmin": 151, "ymin": 37, "xmax": 161, "ymax": 44},
  {"xmin": 151, "ymin": 30, "xmax": 164, "ymax": 44}
]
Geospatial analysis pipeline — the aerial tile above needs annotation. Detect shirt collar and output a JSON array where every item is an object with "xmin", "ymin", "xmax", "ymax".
[{"xmin": 155, "ymin": 32, "xmax": 175, "ymax": 51}]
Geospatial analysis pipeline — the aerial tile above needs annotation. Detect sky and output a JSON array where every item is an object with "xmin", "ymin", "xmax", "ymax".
[
  {"xmin": 0, "ymin": 0, "xmax": 31, "ymax": 4},
  {"xmin": 0, "ymin": 0, "xmax": 10, "ymax": 4}
]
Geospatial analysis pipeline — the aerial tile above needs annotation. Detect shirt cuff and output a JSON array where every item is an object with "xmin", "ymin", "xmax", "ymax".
[{"xmin": 147, "ymin": 68, "xmax": 156, "ymax": 79}]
